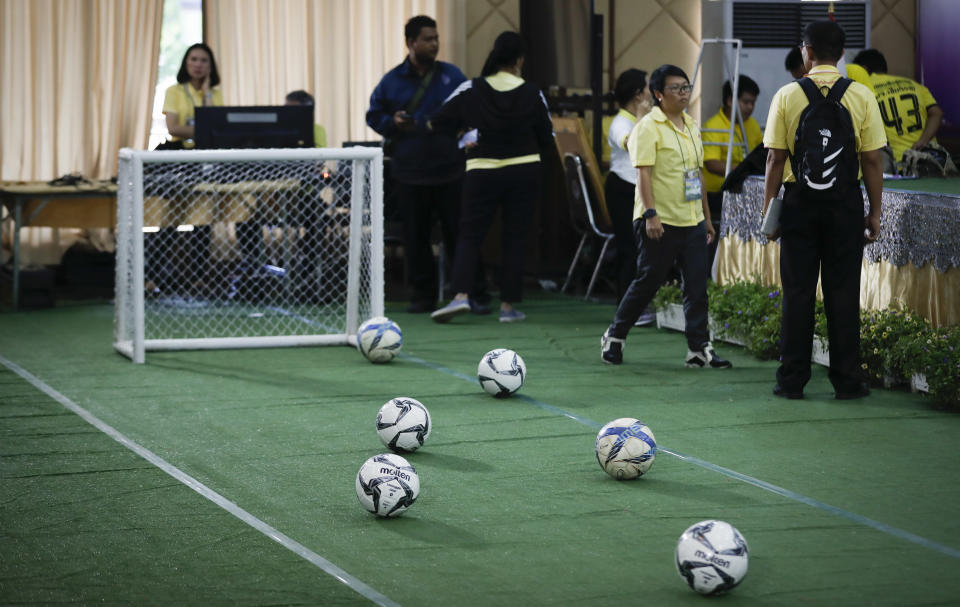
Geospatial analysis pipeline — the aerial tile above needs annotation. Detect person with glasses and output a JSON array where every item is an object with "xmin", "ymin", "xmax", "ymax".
[
  {"xmin": 601, "ymin": 65, "xmax": 732, "ymax": 369},
  {"xmin": 763, "ymin": 21, "xmax": 885, "ymax": 400}
]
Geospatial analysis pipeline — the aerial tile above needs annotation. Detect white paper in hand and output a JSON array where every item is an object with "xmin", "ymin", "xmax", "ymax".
[{"xmin": 761, "ymin": 197, "xmax": 782, "ymax": 238}]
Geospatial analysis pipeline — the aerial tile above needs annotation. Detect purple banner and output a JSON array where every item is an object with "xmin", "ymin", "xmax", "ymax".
[{"xmin": 917, "ymin": 0, "xmax": 959, "ymax": 127}]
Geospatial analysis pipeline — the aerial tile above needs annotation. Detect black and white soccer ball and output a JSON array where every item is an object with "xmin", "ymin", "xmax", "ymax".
[
  {"xmin": 376, "ymin": 397, "xmax": 431, "ymax": 453},
  {"xmin": 675, "ymin": 520, "xmax": 749, "ymax": 595},
  {"xmin": 477, "ymin": 348, "xmax": 526, "ymax": 397},
  {"xmin": 356, "ymin": 316, "xmax": 402, "ymax": 363},
  {"xmin": 595, "ymin": 418, "xmax": 656, "ymax": 480},
  {"xmin": 355, "ymin": 453, "xmax": 420, "ymax": 518}
]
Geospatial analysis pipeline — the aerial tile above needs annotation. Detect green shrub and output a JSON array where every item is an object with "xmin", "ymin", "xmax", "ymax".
[
  {"xmin": 860, "ymin": 308, "xmax": 931, "ymax": 386},
  {"xmin": 892, "ymin": 324, "xmax": 960, "ymax": 406},
  {"xmin": 652, "ymin": 281, "xmax": 682, "ymax": 310},
  {"xmin": 651, "ymin": 278, "xmax": 957, "ymax": 406}
]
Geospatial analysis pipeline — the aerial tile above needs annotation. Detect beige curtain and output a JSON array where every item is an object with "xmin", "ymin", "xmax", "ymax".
[
  {"xmin": 204, "ymin": 0, "xmax": 466, "ymax": 148},
  {"xmin": 0, "ymin": 0, "xmax": 161, "ymax": 266},
  {"xmin": 0, "ymin": 0, "xmax": 162, "ymax": 181}
]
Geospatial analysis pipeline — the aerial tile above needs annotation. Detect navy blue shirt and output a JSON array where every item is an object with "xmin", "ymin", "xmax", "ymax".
[{"xmin": 366, "ymin": 59, "xmax": 466, "ymax": 184}]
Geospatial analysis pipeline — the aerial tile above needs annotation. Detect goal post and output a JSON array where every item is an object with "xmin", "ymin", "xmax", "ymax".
[{"xmin": 114, "ymin": 147, "xmax": 384, "ymax": 363}]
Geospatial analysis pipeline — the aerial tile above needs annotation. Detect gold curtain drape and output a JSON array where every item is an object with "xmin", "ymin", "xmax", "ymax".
[
  {"xmin": 716, "ymin": 237, "xmax": 960, "ymax": 327},
  {"xmin": 0, "ymin": 0, "xmax": 162, "ymax": 181},
  {"xmin": 203, "ymin": 0, "xmax": 466, "ymax": 148}
]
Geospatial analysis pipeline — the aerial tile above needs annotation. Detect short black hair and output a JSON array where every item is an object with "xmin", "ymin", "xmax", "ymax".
[
  {"xmin": 722, "ymin": 75, "xmax": 760, "ymax": 107},
  {"xmin": 405, "ymin": 15, "xmax": 437, "ymax": 42},
  {"xmin": 802, "ymin": 20, "xmax": 845, "ymax": 63},
  {"xmin": 852, "ymin": 49, "xmax": 888, "ymax": 75},
  {"xmin": 648, "ymin": 64, "xmax": 689, "ymax": 107},
  {"xmin": 785, "ymin": 46, "xmax": 803, "ymax": 72},
  {"xmin": 613, "ymin": 68, "xmax": 647, "ymax": 107},
  {"xmin": 176, "ymin": 42, "xmax": 220, "ymax": 87},
  {"xmin": 285, "ymin": 90, "xmax": 314, "ymax": 105}
]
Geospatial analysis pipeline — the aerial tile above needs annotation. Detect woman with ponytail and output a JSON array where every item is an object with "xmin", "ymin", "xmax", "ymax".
[{"xmin": 429, "ymin": 31, "xmax": 555, "ymax": 324}]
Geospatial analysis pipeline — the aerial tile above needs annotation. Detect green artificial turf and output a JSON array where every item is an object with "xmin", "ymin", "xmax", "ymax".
[{"xmin": 2, "ymin": 295, "xmax": 959, "ymax": 605}]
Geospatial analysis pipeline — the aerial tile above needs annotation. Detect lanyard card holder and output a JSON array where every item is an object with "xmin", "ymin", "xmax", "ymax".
[{"xmin": 683, "ymin": 168, "xmax": 701, "ymax": 201}]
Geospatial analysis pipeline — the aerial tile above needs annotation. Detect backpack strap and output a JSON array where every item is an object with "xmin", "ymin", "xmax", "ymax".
[
  {"xmin": 797, "ymin": 77, "xmax": 823, "ymax": 106},
  {"xmin": 825, "ymin": 77, "xmax": 853, "ymax": 104}
]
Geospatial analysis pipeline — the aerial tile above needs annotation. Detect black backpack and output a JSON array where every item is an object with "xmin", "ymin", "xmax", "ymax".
[{"xmin": 790, "ymin": 77, "xmax": 859, "ymax": 200}]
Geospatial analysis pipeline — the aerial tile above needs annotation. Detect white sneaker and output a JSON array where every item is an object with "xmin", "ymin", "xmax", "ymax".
[{"xmin": 685, "ymin": 342, "xmax": 732, "ymax": 368}]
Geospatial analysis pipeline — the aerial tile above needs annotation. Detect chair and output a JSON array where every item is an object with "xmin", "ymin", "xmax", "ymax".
[{"xmin": 561, "ymin": 153, "xmax": 615, "ymax": 300}]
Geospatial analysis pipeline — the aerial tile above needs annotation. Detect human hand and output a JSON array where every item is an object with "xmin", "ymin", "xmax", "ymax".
[
  {"xmin": 864, "ymin": 213, "xmax": 881, "ymax": 242},
  {"xmin": 705, "ymin": 222, "xmax": 716, "ymax": 245},
  {"xmin": 393, "ymin": 111, "xmax": 414, "ymax": 131},
  {"xmin": 645, "ymin": 215, "xmax": 664, "ymax": 240}
]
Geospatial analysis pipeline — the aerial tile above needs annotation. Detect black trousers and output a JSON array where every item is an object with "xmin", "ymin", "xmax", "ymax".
[
  {"xmin": 777, "ymin": 184, "xmax": 865, "ymax": 393},
  {"xmin": 452, "ymin": 163, "xmax": 540, "ymax": 303},
  {"xmin": 604, "ymin": 172, "xmax": 639, "ymax": 302},
  {"xmin": 609, "ymin": 219, "xmax": 710, "ymax": 350},
  {"xmin": 395, "ymin": 179, "xmax": 487, "ymax": 305}
]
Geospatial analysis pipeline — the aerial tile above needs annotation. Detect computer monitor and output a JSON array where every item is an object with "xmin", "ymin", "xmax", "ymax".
[{"xmin": 194, "ymin": 105, "xmax": 314, "ymax": 149}]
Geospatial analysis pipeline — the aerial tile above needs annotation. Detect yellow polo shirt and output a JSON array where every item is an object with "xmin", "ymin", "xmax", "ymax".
[
  {"xmin": 162, "ymin": 82, "xmax": 224, "ymax": 141},
  {"xmin": 702, "ymin": 109, "xmax": 764, "ymax": 193},
  {"xmin": 763, "ymin": 65, "xmax": 886, "ymax": 182},
  {"xmin": 869, "ymin": 72, "xmax": 938, "ymax": 162},
  {"xmin": 627, "ymin": 106, "xmax": 704, "ymax": 226}
]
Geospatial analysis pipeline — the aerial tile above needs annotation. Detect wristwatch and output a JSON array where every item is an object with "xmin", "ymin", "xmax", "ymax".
[{"xmin": 642, "ymin": 208, "xmax": 658, "ymax": 219}]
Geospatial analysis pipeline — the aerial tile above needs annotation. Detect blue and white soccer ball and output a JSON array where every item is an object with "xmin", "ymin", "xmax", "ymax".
[
  {"xmin": 377, "ymin": 397, "xmax": 432, "ymax": 452},
  {"xmin": 477, "ymin": 348, "xmax": 526, "ymax": 398},
  {"xmin": 355, "ymin": 453, "xmax": 420, "ymax": 518},
  {"xmin": 595, "ymin": 418, "xmax": 656, "ymax": 480},
  {"xmin": 676, "ymin": 520, "xmax": 749, "ymax": 595},
  {"xmin": 356, "ymin": 316, "xmax": 402, "ymax": 363}
]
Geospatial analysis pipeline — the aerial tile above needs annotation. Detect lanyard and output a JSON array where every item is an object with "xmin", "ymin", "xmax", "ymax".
[{"xmin": 670, "ymin": 118, "xmax": 700, "ymax": 170}]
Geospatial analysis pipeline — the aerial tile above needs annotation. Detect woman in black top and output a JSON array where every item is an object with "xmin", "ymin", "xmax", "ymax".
[{"xmin": 429, "ymin": 31, "xmax": 554, "ymax": 323}]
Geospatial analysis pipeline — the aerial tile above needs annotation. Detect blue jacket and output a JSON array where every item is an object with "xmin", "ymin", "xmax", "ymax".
[{"xmin": 366, "ymin": 59, "xmax": 466, "ymax": 184}]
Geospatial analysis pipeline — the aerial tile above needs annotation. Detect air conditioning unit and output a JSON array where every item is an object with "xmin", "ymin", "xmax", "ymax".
[{"xmin": 720, "ymin": 0, "xmax": 871, "ymax": 128}]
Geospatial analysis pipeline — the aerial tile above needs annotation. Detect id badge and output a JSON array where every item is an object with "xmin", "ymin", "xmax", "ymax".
[{"xmin": 683, "ymin": 169, "xmax": 701, "ymax": 201}]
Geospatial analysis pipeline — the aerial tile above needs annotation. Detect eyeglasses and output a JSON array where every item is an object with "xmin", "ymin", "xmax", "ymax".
[
  {"xmin": 799, "ymin": 41, "xmax": 811, "ymax": 50},
  {"xmin": 665, "ymin": 84, "xmax": 692, "ymax": 94}
]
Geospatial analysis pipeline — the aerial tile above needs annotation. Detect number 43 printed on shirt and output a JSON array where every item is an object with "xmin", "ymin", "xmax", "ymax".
[{"xmin": 879, "ymin": 93, "xmax": 922, "ymax": 136}]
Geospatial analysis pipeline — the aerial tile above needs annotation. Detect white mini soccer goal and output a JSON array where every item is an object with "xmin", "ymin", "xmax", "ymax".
[{"xmin": 114, "ymin": 147, "xmax": 384, "ymax": 363}]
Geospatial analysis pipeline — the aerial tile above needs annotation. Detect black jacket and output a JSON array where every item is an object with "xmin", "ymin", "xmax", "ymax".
[{"xmin": 430, "ymin": 76, "xmax": 554, "ymax": 164}]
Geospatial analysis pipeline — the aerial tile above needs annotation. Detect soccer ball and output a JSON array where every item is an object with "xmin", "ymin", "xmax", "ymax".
[
  {"xmin": 477, "ymin": 348, "xmax": 526, "ymax": 398},
  {"xmin": 595, "ymin": 418, "xmax": 656, "ymax": 480},
  {"xmin": 376, "ymin": 397, "xmax": 431, "ymax": 452},
  {"xmin": 357, "ymin": 316, "xmax": 402, "ymax": 363},
  {"xmin": 355, "ymin": 453, "xmax": 420, "ymax": 518},
  {"xmin": 675, "ymin": 520, "xmax": 749, "ymax": 595}
]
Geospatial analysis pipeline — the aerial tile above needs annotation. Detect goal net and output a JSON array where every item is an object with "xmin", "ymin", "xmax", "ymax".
[{"xmin": 114, "ymin": 147, "xmax": 384, "ymax": 363}]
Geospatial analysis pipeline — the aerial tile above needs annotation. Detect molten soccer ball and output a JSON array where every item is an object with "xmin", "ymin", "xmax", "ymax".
[
  {"xmin": 675, "ymin": 520, "xmax": 749, "ymax": 595},
  {"xmin": 477, "ymin": 348, "xmax": 526, "ymax": 397},
  {"xmin": 355, "ymin": 453, "xmax": 420, "ymax": 518},
  {"xmin": 376, "ymin": 397, "xmax": 431, "ymax": 452},
  {"xmin": 595, "ymin": 418, "xmax": 656, "ymax": 480},
  {"xmin": 356, "ymin": 316, "xmax": 402, "ymax": 363}
]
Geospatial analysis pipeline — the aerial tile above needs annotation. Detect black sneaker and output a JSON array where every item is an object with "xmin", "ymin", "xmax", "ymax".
[
  {"xmin": 835, "ymin": 383, "xmax": 871, "ymax": 400},
  {"xmin": 601, "ymin": 329, "xmax": 624, "ymax": 365},
  {"xmin": 685, "ymin": 342, "xmax": 732, "ymax": 368},
  {"xmin": 773, "ymin": 384, "xmax": 803, "ymax": 399},
  {"xmin": 469, "ymin": 299, "xmax": 492, "ymax": 315}
]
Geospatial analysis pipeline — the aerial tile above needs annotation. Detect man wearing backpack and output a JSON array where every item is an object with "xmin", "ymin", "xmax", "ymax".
[{"xmin": 761, "ymin": 20, "xmax": 886, "ymax": 400}]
